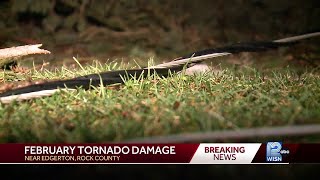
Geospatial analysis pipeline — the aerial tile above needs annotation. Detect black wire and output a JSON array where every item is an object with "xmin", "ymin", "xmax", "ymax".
[
  {"xmin": 0, "ymin": 40, "xmax": 300, "ymax": 97},
  {"xmin": 0, "ymin": 66, "xmax": 184, "ymax": 97}
]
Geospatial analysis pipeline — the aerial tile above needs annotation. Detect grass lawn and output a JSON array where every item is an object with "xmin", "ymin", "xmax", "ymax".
[{"xmin": 0, "ymin": 58, "xmax": 319, "ymax": 143}]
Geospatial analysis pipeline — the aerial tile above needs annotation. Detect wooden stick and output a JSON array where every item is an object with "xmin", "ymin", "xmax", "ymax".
[{"xmin": 0, "ymin": 44, "xmax": 51, "ymax": 67}]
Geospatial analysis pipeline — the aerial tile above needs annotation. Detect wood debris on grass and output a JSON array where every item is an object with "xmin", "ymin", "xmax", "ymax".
[{"xmin": 0, "ymin": 44, "xmax": 51, "ymax": 67}]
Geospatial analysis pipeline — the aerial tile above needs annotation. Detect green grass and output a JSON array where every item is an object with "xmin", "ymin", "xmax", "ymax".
[{"xmin": 0, "ymin": 59, "xmax": 319, "ymax": 143}]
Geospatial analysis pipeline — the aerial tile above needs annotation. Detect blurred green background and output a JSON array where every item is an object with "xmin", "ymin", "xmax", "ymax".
[{"xmin": 0, "ymin": 0, "xmax": 319, "ymax": 67}]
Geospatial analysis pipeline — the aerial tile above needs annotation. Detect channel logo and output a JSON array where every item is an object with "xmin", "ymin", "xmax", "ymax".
[{"xmin": 266, "ymin": 142, "xmax": 289, "ymax": 162}]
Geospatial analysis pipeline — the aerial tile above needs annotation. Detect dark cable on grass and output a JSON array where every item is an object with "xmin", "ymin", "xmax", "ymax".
[
  {"xmin": 123, "ymin": 124, "xmax": 320, "ymax": 143},
  {"xmin": 0, "ymin": 32, "xmax": 319, "ymax": 103}
]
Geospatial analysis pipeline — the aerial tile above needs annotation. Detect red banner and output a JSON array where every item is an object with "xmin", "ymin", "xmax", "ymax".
[
  {"xmin": 0, "ymin": 144, "xmax": 199, "ymax": 163},
  {"xmin": 0, "ymin": 143, "xmax": 319, "ymax": 164}
]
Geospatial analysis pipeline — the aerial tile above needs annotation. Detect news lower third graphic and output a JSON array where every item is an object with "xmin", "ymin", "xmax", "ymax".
[{"xmin": 0, "ymin": 143, "xmax": 319, "ymax": 164}]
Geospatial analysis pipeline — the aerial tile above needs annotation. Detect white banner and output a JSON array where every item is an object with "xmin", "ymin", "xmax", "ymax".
[{"xmin": 190, "ymin": 143, "xmax": 261, "ymax": 164}]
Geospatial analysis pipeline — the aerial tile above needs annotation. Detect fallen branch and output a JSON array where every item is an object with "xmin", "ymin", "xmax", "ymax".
[{"xmin": 0, "ymin": 44, "xmax": 51, "ymax": 67}]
